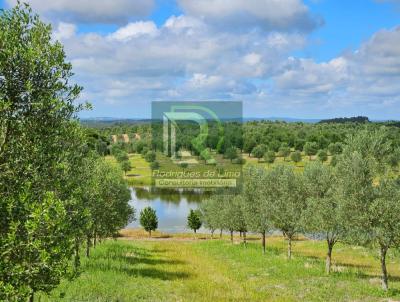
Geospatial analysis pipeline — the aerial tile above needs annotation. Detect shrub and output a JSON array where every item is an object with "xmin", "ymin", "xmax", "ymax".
[{"xmin": 139, "ymin": 207, "xmax": 158, "ymax": 237}]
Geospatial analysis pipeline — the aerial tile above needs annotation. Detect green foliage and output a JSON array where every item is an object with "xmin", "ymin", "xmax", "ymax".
[
  {"xmin": 304, "ymin": 142, "xmax": 318, "ymax": 159},
  {"xmin": 224, "ymin": 146, "xmax": 238, "ymax": 162},
  {"xmin": 290, "ymin": 151, "xmax": 302, "ymax": 164},
  {"xmin": 0, "ymin": 4, "xmax": 84, "ymax": 299},
  {"xmin": 252, "ymin": 144, "xmax": 267, "ymax": 161},
  {"xmin": 141, "ymin": 146, "xmax": 149, "ymax": 156},
  {"xmin": 115, "ymin": 151, "xmax": 129, "ymax": 163},
  {"xmin": 328, "ymin": 142, "xmax": 343, "ymax": 155},
  {"xmin": 278, "ymin": 143, "xmax": 290, "ymax": 161},
  {"xmin": 187, "ymin": 209, "xmax": 202, "ymax": 233},
  {"xmin": 144, "ymin": 150, "xmax": 156, "ymax": 162},
  {"xmin": 199, "ymin": 196, "xmax": 225, "ymax": 236},
  {"xmin": 317, "ymin": 149, "xmax": 328, "ymax": 162},
  {"xmin": 121, "ymin": 160, "xmax": 132, "ymax": 175},
  {"xmin": 0, "ymin": 5, "xmax": 134, "ymax": 299},
  {"xmin": 302, "ymin": 162, "xmax": 341, "ymax": 273},
  {"xmin": 243, "ymin": 167, "xmax": 271, "ymax": 252},
  {"xmin": 140, "ymin": 207, "xmax": 158, "ymax": 236},
  {"xmin": 264, "ymin": 150, "xmax": 276, "ymax": 164},
  {"xmin": 294, "ymin": 139, "xmax": 306, "ymax": 151},
  {"xmin": 220, "ymin": 193, "xmax": 247, "ymax": 241},
  {"xmin": 151, "ymin": 161, "xmax": 160, "ymax": 170},
  {"xmin": 268, "ymin": 165, "xmax": 306, "ymax": 259}
]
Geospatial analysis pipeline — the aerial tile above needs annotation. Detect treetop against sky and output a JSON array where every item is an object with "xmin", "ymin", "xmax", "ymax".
[{"xmin": 2, "ymin": 0, "xmax": 400, "ymax": 119}]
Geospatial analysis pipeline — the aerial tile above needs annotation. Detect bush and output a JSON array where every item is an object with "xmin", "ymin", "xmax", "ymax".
[
  {"xmin": 141, "ymin": 147, "xmax": 149, "ymax": 156},
  {"xmin": 180, "ymin": 162, "xmax": 189, "ymax": 168},
  {"xmin": 264, "ymin": 151, "xmax": 276, "ymax": 164},
  {"xmin": 252, "ymin": 144, "xmax": 267, "ymax": 161},
  {"xmin": 290, "ymin": 151, "xmax": 302, "ymax": 164},
  {"xmin": 317, "ymin": 150, "xmax": 328, "ymax": 162},
  {"xmin": 115, "ymin": 151, "xmax": 129, "ymax": 163},
  {"xmin": 120, "ymin": 160, "xmax": 131, "ymax": 175},
  {"xmin": 233, "ymin": 158, "xmax": 246, "ymax": 165},
  {"xmin": 139, "ymin": 207, "xmax": 158, "ymax": 237},
  {"xmin": 150, "ymin": 161, "xmax": 160, "ymax": 170},
  {"xmin": 144, "ymin": 151, "xmax": 156, "ymax": 162},
  {"xmin": 187, "ymin": 209, "xmax": 202, "ymax": 234}
]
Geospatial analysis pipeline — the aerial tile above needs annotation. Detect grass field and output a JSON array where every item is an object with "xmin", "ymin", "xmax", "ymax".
[
  {"xmin": 106, "ymin": 154, "xmax": 152, "ymax": 186},
  {"xmin": 38, "ymin": 230, "xmax": 400, "ymax": 302}
]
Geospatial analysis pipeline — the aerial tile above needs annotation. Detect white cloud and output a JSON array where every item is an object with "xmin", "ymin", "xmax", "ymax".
[
  {"xmin": 41, "ymin": 1, "xmax": 400, "ymax": 118},
  {"xmin": 109, "ymin": 21, "xmax": 158, "ymax": 41},
  {"xmin": 6, "ymin": 0, "xmax": 155, "ymax": 23},
  {"xmin": 266, "ymin": 26, "xmax": 400, "ymax": 116},
  {"xmin": 53, "ymin": 22, "xmax": 77, "ymax": 40},
  {"xmin": 164, "ymin": 15, "xmax": 203, "ymax": 32},
  {"xmin": 274, "ymin": 57, "xmax": 348, "ymax": 95},
  {"xmin": 178, "ymin": 0, "xmax": 322, "ymax": 32}
]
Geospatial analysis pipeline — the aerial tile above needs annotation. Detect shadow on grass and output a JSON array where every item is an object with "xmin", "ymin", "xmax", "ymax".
[
  {"xmin": 85, "ymin": 243, "xmax": 191, "ymax": 281},
  {"xmin": 353, "ymin": 270, "xmax": 400, "ymax": 283},
  {"xmin": 126, "ymin": 173, "xmax": 141, "ymax": 177}
]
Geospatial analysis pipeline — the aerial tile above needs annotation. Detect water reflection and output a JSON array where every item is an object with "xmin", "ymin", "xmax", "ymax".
[{"xmin": 128, "ymin": 187, "xmax": 209, "ymax": 233}]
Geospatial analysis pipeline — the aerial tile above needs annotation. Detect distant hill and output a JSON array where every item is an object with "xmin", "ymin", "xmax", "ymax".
[
  {"xmin": 81, "ymin": 116, "xmax": 400, "ymax": 126},
  {"xmin": 81, "ymin": 116, "xmax": 321, "ymax": 125},
  {"xmin": 319, "ymin": 116, "xmax": 370, "ymax": 124},
  {"xmin": 244, "ymin": 117, "xmax": 321, "ymax": 123}
]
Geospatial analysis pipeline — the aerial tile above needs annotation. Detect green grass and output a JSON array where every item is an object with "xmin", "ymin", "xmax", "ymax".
[
  {"xmin": 106, "ymin": 154, "xmax": 152, "ymax": 186},
  {"xmin": 38, "ymin": 235, "xmax": 400, "ymax": 301}
]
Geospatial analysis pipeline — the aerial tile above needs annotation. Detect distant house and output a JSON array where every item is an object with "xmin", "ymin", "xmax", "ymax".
[
  {"xmin": 133, "ymin": 133, "xmax": 141, "ymax": 140},
  {"xmin": 122, "ymin": 134, "xmax": 129, "ymax": 143},
  {"xmin": 111, "ymin": 135, "xmax": 117, "ymax": 144}
]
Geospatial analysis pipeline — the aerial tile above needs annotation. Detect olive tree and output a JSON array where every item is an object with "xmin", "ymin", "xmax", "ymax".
[
  {"xmin": 242, "ymin": 167, "xmax": 272, "ymax": 254},
  {"xmin": 335, "ymin": 129, "xmax": 400, "ymax": 290},
  {"xmin": 252, "ymin": 144, "xmax": 267, "ymax": 162},
  {"xmin": 0, "ymin": 4, "xmax": 85, "ymax": 300},
  {"xmin": 290, "ymin": 151, "xmax": 302, "ymax": 165},
  {"xmin": 302, "ymin": 162, "xmax": 342, "ymax": 273},
  {"xmin": 269, "ymin": 165, "xmax": 306, "ymax": 260},
  {"xmin": 199, "ymin": 195, "xmax": 225, "ymax": 238},
  {"xmin": 278, "ymin": 143, "xmax": 291, "ymax": 161},
  {"xmin": 264, "ymin": 150, "xmax": 276, "ymax": 165},
  {"xmin": 220, "ymin": 193, "xmax": 246, "ymax": 243},
  {"xmin": 369, "ymin": 178, "xmax": 400, "ymax": 291},
  {"xmin": 304, "ymin": 142, "xmax": 318, "ymax": 160}
]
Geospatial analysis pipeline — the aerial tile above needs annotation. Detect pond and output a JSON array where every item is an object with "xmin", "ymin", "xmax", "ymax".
[{"xmin": 127, "ymin": 187, "xmax": 210, "ymax": 233}]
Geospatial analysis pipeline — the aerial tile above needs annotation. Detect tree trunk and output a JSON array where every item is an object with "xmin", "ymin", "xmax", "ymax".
[
  {"xmin": 86, "ymin": 235, "xmax": 91, "ymax": 257},
  {"xmin": 230, "ymin": 230, "xmax": 233, "ymax": 243},
  {"xmin": 74, "ymin": 237, "xmax": 80, "ymax": 271},
  {"xmin": 220, "ymin": 229, "xmax": 223, "ymax": 238},
  {"xmin": 262, "ymin": 231, "xmax": 266, "ymax": 254},
  {"xmin": 29, "ymin": 292, "xmax": 34, "ymax": 302},
  {"xmin": 149, "ymin": 230, "xmax": 152, "ymax": 237},
  {"xmin": 211, "ymin": 229, "xmax": 214, "ymax": 239},
  {"xmin": 243, "ymin": 232, "xmax": 247, "ymax": 246},
  {"xmin": 287, "ymin": 237, "xmax": 292, "ymax": 260},
  {"xmin": 326, "ymin": 242, "xmax": 333, "ymax": 274},
  {"xmin": 380, "ymin": 245, "xmax": 389, "ymax": 291}
]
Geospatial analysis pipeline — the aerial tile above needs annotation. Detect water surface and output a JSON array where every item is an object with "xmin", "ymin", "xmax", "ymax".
[{"xmin": 128, "ymin": 187, "xmax": 208, "ymax": 233}]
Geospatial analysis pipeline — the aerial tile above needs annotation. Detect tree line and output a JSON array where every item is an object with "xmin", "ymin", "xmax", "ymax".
[
  {"xmin": 0, "ymin": 5, "xmax": 134, "ymax": 301},
  {"xmin": 200, "ymin": 128, "xmax": 400, "ymax": 291}
]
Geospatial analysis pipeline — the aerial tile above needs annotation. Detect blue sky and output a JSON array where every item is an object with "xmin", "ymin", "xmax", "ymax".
[{"xmin": 2, "ymin": 0, "xmax": 400, "ymax": 119}]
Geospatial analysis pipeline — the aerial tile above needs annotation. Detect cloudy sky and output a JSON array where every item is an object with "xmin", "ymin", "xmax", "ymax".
[{"xmin": 2, "ymin": 0, "xmax": 400, "ymax": 119}]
